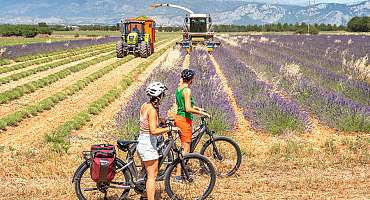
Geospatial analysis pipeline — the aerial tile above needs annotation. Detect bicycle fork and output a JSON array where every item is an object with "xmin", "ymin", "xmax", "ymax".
[{"xmin": 178, "ymin": 154, "xmax": 194, "ymax": 182}]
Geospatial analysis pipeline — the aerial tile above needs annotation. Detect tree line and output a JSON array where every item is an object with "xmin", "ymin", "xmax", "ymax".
[
  {"xmin": 347, "ymin": 16, "xmax": 370, "ymax": 32},
  {"xmin": 0, "ymin": 15, "xmax": 368, "ymax": 38},
  {"xmin": 0, "ymin": 23, "xmax": 117, "ymax": 37},
  {"xmin": 213, "ymin": 23, "xmax": 345, "ymax": 33},
  {"xmin": 0, "ymin": 24, "xmax": 52, "ymax": 37}
]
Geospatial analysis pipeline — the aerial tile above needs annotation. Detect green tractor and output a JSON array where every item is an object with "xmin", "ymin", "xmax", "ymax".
[{"xmin": 116, "ymin": 17, "xmax": 156, "ymax": 58}]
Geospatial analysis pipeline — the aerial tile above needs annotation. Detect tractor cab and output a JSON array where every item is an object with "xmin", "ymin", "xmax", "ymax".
[
  {"xmin": 182, "ymin": 13, "xmax": 219, "ymax": 52},
  {"xmin": 116, "ymin": 17, "xmax": 156, "ymax": 58},
  {"xmin": 187, "ymin": 14, "xmax": 210, "ymax": 33},
  {"xmin": 120, "ymin": 21, "xmax": 145, "ymax": 44}
]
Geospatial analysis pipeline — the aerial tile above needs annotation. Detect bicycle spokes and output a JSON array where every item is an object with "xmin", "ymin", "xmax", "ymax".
[
  {"xmin": 204, "ymin": 140, "xmax": 238, "ymax": 177},
  {"xmin": 167, "ymin": 157, "xmax": 213, "ymax": 199}
]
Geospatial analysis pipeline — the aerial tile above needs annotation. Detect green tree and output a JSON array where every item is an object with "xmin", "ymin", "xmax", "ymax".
[{"xmin": 348, "ymin": 16, "xmax": 369, "ymax": 32}]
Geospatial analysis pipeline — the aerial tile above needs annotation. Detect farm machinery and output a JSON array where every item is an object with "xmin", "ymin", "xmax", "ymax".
[
  {"xmin": 150, "ymin": 3, "xmax": 221, "ymax": 53},
  {"xmin": 116, "ymin": 17, "xmax": 156, "ymax": 58}
]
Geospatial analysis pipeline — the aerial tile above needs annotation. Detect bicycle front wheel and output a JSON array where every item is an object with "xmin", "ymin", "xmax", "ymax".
[
  {"xmin": 200, "ymin": 136, "xmax": 242, "ymax": 177},
  {"xmin": 164, "ymin": 153, "xmax": 216, "ymax": 200}
]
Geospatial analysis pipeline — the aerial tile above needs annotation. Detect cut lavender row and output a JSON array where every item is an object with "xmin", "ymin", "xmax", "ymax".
[
  {"xmin": 189, "ymin": 48, "xmax": 236, "ymax": 133},
  {"xmin": 213, "ymin": 47, "xmax": 309, "ymax": 135}
]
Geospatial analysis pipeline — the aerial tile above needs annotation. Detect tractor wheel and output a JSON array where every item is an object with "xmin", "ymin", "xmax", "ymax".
[
  {"xmin": 123, "ymin": 47, "xmax": 128, "ymax": 56},
  {"xmin": 148, "ymin": 38, "xmax": 154, "ymax": 55},
  {"xmin": 139, "ymin": 43, "xmax": 149, "ymax": 58},
  {"xmin": 116, "ymin": 40, "xmax": 124, "ymax": 58},
  {"xmin": 147, "ymin": 45, "xmax": 152, "ymax": 56}
]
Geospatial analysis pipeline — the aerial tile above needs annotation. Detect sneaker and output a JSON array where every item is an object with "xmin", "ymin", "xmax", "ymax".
[{"xmin": 174, "ymin": 176, "xmax": 183, "ymax": 182}]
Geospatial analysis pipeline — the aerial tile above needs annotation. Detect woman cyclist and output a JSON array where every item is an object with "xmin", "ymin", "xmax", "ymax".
[
  {"xmin": 175, "ymin": 69, "xmax": 211, "ymax": 180},
  {"xmin": 137, "ymin": 82, "xmax": 179, "ymax": 200}
]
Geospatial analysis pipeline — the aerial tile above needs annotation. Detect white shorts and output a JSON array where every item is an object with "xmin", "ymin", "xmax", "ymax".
[{"xmin": 137, "ymin": 133, "xmax": 159, "ymax": 161}]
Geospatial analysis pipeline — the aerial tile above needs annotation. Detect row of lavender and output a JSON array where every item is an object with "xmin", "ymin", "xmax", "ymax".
[
  {"xmin": 189, "ymin": 49, "xmax": 235, "ymax": 133},
  {"xmin": 0, "ymin": 36, "xmax": 118, "ymax": 59},
  {"xmin": 236, "ymin": 37, "xmax": 369, "ymax": 106},
  {"xmin": 213, "ymin": 47, "xmax": 310, "ymax": 135},
  {"xmin": 251, "ymin": 34, "xmax": 370, "ymax": 61},
  {"xmin": 237, "ymin": 35, "xmax": 369, "ymax": 81},
  {"xmin": 222, "ymin": 39, "xmax": 369, "ymax": 132},
  {"xmin": 114, "ymin": 47, "xmax": 186, "ymax": 139}
]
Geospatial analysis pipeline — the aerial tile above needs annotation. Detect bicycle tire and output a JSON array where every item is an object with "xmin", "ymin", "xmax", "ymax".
[
  {"xmin": 164, "ymin": 153, "xmax": 216, "ymax": 200},
  {"xmin": 200, "ymin": 136, "xmax": 242, "ymax": 177},
  {"xmin": 74, "ymin": 158, "xmax": 132, "ymax": 200}
]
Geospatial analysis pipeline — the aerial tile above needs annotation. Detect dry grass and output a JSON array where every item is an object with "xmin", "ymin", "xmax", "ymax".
[
  {"xmin": 342, "ymin": 55, "xmax": 370, "ymax": 83},
  {"xmin": 0, "ymin": 135, "xmax": 368, "ymax": 200}
]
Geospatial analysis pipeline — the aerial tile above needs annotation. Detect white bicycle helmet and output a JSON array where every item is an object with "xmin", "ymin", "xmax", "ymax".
[{"xmin": 146, "ymin": 82, "xmax": 167, "ymax": 97}]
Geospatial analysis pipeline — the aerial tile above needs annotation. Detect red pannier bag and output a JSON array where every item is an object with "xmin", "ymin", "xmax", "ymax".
[{"xmin": 90, "ymin": 144, "xmax": 116, "ymax": 182}]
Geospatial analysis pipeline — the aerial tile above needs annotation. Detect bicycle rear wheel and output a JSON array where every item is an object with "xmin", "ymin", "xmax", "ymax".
[
  {"xmin": 164, "ymin": 153, "xmax": 216, "ymax": 200},
  {"xmin": 200, "ymin": 136, "xmax": 242, "ymax": 177},
  {"xmin": 73, "ymin": 158, "xmax": 131, "ymax": 200}
]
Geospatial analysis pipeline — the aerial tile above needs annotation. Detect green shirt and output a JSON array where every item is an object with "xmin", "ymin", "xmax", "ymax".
[{"xmin": 176, "ymin": 87, "xmax": 195, "ymax": 120}]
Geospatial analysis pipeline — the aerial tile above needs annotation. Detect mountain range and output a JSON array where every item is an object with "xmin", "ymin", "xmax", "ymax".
[{"xmin": 0, "ymin": 0, "xmax": 369, "ymax": 26}]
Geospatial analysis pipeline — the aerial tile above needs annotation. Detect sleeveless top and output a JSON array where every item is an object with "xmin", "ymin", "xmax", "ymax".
[
  {"xmin": 176, "ymin": 86, "xmax": 195, "ymax": 120},
  {"xmin": 140, "ymin": 103, "xmax": 158, "ymax": 134}
]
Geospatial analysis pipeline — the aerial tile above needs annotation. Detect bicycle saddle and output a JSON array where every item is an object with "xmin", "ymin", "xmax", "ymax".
[{"xmin": 117, "ymin": 140, "xmax": 138, "ymax": 151}]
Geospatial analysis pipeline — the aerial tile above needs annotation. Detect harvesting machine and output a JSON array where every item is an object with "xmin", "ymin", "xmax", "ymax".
[
  {"xmin": 150, "ymin": 3, "xmax": 221, "ymax": 53},
  {"xmin": 116, "ymin": 17, "xmax": 156, "ymax": 58}
]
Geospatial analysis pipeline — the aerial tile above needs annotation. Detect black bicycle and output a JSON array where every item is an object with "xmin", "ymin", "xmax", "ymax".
[
  {"xmin": 72, "ymin": 123, "xmax": 217, "ymax": 200},
  {"xmin": 190, "ymin": 116, "xmax": 242, "ymax": 177}
]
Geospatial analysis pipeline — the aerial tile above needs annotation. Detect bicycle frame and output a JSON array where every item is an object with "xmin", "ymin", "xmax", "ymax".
[
  {"xmin": 111, "ymin": 131, "xmax": 186, "ymax": 190},
  {"xmin": 190, "ymin": 117, "xmax": 215, "ymax": 153}
]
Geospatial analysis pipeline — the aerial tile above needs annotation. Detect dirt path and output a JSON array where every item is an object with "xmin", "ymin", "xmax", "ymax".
[
  {"xmin": 0, "ymin": 41, "xmax": 175, "ymax": 148},
  {"xmin": 0, "ymin": 51, "xmax": 114, "ymax": 92}
]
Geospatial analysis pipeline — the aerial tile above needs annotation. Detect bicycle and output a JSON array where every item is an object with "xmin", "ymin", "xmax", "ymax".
[
  {"xmin": 189, "ymin": 116, "xmax": 242, "ymax": 177},
  {"xmin": 72, "ymin": 122, "xmax": 217, "ymax": 200}
]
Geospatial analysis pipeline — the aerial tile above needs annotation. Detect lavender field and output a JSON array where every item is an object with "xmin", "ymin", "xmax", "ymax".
[{"xmin": 216, "ymin": 34, "xmax": 369, "ymax": 133}]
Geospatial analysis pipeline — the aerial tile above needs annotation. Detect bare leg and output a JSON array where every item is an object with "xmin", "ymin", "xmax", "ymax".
[
  {"xmin": 176, "ymin": 142, "xmax": 191, "ymax": 176},
  {"xmin": 143, "ymin": 159, "xmax": 159, "ymax": 200},
  {"xmin": 182, "ymin": 142, "xmax": 191, "ymax": 153}
]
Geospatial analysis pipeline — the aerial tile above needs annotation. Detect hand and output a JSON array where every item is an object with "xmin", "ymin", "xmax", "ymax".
[
  {"xmin": 168, "ymin": 126, "xmax": 180, "ymax": 132},
  {"xmin": 195, "ymin": 106, "xmax": 205, "ymax": 112},
  {"xmin": 171, "ymin": 127, "xmax": 180, "ymax": 132},
  {"xmin": 202, "ymin": 112, "xmax": 211, "ymax": 118}
]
